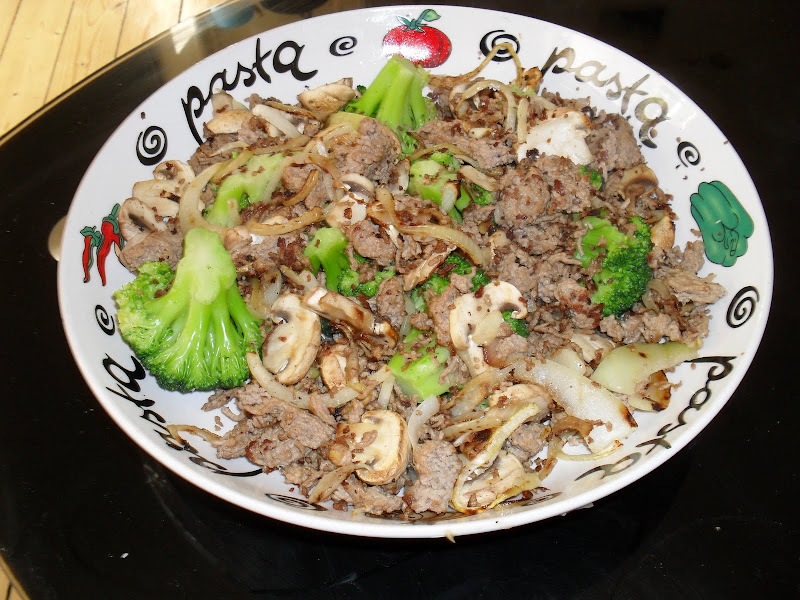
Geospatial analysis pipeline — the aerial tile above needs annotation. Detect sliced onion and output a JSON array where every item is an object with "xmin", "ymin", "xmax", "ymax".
[
  {"xmin": 439, "ymin": 181, "xmax": 459, "ymax": 213},
  {"xmin": 211, "ymin": 149, "xmax": 253, "ymax": 184},
  {"xmin": 455, "ymin": 79, "xmax": 518, "ymax": 132},
  {"xmin": 308, "ymin": 464, "xmax": 363, "ymax": 503},
  {"xmin": 283, "ymin": 169, "xmax": 319, "ymax": 207},
  {"xmin": 516, "ymin": 96, "xmax": 530, "ymax": 144},
  {"xmin": 252, "ymin": 103, "xmax": 302, "ymax": 138},
  {"xmin": 245, "ymin": 206, "xmax": 324, "ymax": 236},
  {"xmin": 459, "ymin": 165, "xmax": 499, "ymax": 192},
  {"xmin": 167, "ymin": 424, "xmax": 221, "ymax": 445},
  {"xmin": 510, "ymin": 358, "xmax": 637, "ymax": 454},
  {"xmin": 377, "ymin": 187, "xmax": 486, "ymax": 266},
  {"xmin": 447, "ymin": 367, "xmax": 503, "ymax": 416},
  {"xmin": 209, "ymin": 140, "xmax": 248, "ymax": 157},
  {"xmin": 407, "ymin": 395, "xmax": 441, "ymax": 455},
  {"xmin": 264, "ymin": 100, "xmax": 323, "ymax": 123},
  {"xmin": 178, "ymin": 163, "xmax": 227, "ymax": 235}
]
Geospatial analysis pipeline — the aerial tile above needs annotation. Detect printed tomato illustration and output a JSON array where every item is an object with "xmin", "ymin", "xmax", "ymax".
[{"xmin": 383, "ymin": 9, "xmax": 452, "ymax": 68}]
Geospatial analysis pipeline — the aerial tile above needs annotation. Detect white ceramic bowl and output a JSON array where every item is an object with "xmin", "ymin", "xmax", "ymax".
[{"xmin": 58, "ymin": 5, "xmax": 772, "ymax": 538}]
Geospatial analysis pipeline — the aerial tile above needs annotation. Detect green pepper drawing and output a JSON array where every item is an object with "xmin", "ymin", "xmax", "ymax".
[{"xmin": 690, "ymin": 180, "xmax": 753, "ymax": 267}]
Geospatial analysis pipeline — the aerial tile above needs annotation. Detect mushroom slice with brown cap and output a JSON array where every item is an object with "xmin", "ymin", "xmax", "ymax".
[
  {"xmin": 329, "ymin": 410, "xmax": 411, "ymax": 485},
  {"xmin": 297, "ymin": 78, "xmax": 356, "ymax": 116},
  {"xmin": 205, "ymin": 109, "xmax": 254, "ymax": 135},
  {"xmin": 325, "ymin": 174, "xmax": 373, "ymax": 230},
  {"xmin": 131, "ymin": 160, "xmax": 194, "ymax": 219},
  {"xmin": 118, "ymin": 197, "xmax": 169, "ymax": 244},
  {"xmin": 262, "ymin": 293, "xmax": 321, "ymax": 385},
  {"xmin": 449, "ymin": 280, "xmax": 528, "ymax": 376},
  {"xmin": 302, "ymin": 287, "xmax": 398, "ymax": 347}
]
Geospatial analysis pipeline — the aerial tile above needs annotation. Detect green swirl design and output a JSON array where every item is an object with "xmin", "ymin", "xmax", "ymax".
[{"xmin": 690, "ymin": 181, "xmax": 754, "ymax": 267}]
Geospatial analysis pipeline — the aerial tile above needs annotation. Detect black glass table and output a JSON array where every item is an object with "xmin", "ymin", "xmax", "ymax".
[{"xmin": 1, "ymin": 0, "xmax": 796, "ymax": 597}]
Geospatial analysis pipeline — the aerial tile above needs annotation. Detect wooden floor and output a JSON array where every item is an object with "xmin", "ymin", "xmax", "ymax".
[{"xmin": 0, "ymin": 0, "xmax": 226, "ymax": 137}]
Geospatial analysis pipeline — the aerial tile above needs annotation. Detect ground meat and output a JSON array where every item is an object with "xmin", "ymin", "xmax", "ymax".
[
  {"xmin": 497, "ymin": 161, "xmax": 550, "ymax": 226},
  {"xmin": 586, "ymin": 113, "xmax": 643, "ymax": 173},
  {"xmin": 404, "ymin": 441, "xmax": 461, "ymax": 514},
  {"xmin": 416, "ymin": 119, "xmax": 515, "ymax": 169},
  {"xmin": 280, "ymin": 162, "xmax": 328, "ymax": 208},
  {"xmin": 506, "ymin": 422, "xmax": 546, "ymax": 463},
  {"xmin": 376, "ymin": 276, "xmax": 406, "ymax": 330},
  {"xmin": 188, "ymin": 133, "xmax": 237, "ymax": 174},
  {"xmin": 663, "ymin": 271, "xmax": 726, "ymax": 305},
  {"xmin": 119, "ymin": 230, "xmax": 183, "ymax": 272},
  {"xmin": 331, "ymin": 117, "xmax": 399, "ymax": 183},
  {"xmin": 536, "ymin": 154, "xmax": 595, "ymax": 214},
  {"xmin": 341, "ymin": 477, "xmax": 404, "ymax": 515},
  {"xmin": 426, "ymin": 285, "xmax": 459, "ymax": 347},
  {"xmin": 347, "ymin": 219, "xmax": 395, "ymax": 265}
]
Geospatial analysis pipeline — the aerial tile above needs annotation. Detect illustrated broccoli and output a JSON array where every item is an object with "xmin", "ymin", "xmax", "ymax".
[
  {"xmin": 690, "ymin": 180, "xmax": 753, "ymax": 267},
  {"xmin": 576, "ymin": 216, "xmax": 653, "ymax": 317},
  {"xmin": 334, "ymin": 54, "xmax": 437, "ymax": 155},
  {"xmin": 304, "ymin": 226, "xmax": 395, "ymax": 297},
  {"xmin": 114, "ymin": 227, "xmax": 263, "ymax": 392},
  {"xmin": 205, "ymin": 153, "xmax": 284, "ymax": 227},
  {"xmin": 388, "ymin": 329, "xmax": 453, "ymax": 400},
  {"xmin": 408, "ymin": 151, "xmax": 494, "ymax": 220}
]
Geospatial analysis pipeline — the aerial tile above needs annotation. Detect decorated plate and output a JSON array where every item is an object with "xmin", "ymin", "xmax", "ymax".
[{"xmin": 58, "ymin": 5, "xmax": 772, "ymax": 538}]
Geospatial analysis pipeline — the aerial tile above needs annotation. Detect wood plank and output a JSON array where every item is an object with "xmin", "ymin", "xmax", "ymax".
[
  {"xmin": 179, "ymin": 0, "xmax": 223, "ymax": 23},
  {"xmin": 0, "ymin": 0, "xmax": 73, "ymax": 134},
  {"xmin": 46, "ymin": 0, "xmax": 127, "ymax": 102},
  {"xmin": 0, "ymin": 0, "xmax": 22, "ymax": 57},
  {"xmin": 117, "ymin": 0, "xmax": 180, "ymax": 55}
]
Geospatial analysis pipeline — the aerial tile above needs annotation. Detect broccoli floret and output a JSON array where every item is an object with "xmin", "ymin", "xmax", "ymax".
[
  {"xmin": 304, "ymin": 227, "xmax": 351, "ymax": 291},
  {"xmin": 408, "ymin": 152, "xmax": 494, "ymax": 220},
  {"xmin": 114, "ymin": 228, "xmax": 263, "ymax": 392},
  {"xmin": 388, "ymin": 329, "xmax": 453, "ymax": 400},
  {"xmin": 339, "ymin": 54, "xmax": 437, "ymax": 155},
  {"xmin": 304, "ymin": 227, "xmax": 396, "ymax": 297},
  {"xmin": 576, "ymin": 216, "xmax": 653, "ymax": 317},
  {"xmin": 578, "ymin": 165, "xmax": 604, "ymax": 191},
  {"xmin": 339, "ymin": 267, "xmax": 396, "ymax": 298},
  {"xmin": 471, "ymin": 269, "xmax": 491, "ymax": 291},
  {"xmin": 502, "ymin": 310, "xmax": 530, "ymax": 338},
  {"xmin": 205, "ymin": 153, "xmax": 284, "ymax": 226}
]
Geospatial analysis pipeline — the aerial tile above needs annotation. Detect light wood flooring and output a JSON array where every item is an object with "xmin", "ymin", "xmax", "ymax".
[{"xmin": 0, "ymin": 0, "xmax": 226, "ymax": 137}]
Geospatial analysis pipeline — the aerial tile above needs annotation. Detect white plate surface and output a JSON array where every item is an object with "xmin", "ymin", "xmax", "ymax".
[{"xmin": 58, "ymin": 5, "xmax": 772, "ymax": 538}]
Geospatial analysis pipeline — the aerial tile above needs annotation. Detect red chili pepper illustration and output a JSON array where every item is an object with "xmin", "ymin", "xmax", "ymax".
[
  {"xmin": 80, "ymin": 226, "xmax": 101, "ymax": 283},
  {"xmin": 97, "ymin": 203, "xmax": 123, "ymax": 286},
  {"xmin": 383, "ymin": 9, "xmax": 452, "ymax": 68}
]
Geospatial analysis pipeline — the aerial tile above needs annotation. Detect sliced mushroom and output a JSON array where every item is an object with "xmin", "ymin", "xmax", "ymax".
[
  {"xmin": 205, "ymin": 109, "xmax": 253, "ymax": 135},
  {"xmin": 297, "ymin": 78, "xmax": 356, "ymax": 116},
  {"xmin": 130, "ymin": 160, "xmax": 194, "ymax": 219},
  {"xmin": 325, "ymin": 174, "xmax": 374, "ymax": 229},
  {"xmin": 211, "ymin": 91, "xmax": 247, "ymax": 112},
  {"xmin": 118, "ymin": 197, "xmax": 168, "ymax": 243},
  {"xmin": 302, "ymin": 287, "xmax": 397, "ymax": 346},
  {"xmin": 449, "ymin": 281, "xmax": 528, "ymax": 376},
  {"xmin": 516, "ymin": 110, "xmax": 592, "ymax": 164},
  {"xmin": 262, "ymin": 293, "xmax": 321, "ymax": 384},
  {"xmin": 619, "ymin": 164, "xmax": 659, "ymax": 200},
  {"xmin": 328, "ymin": 410, "xmax": 411, "ymax": 485},
  {"xmin": 318, "ymin": 343, "xmax": 349, "ymax": 394},
  {"xmin": 402, "ymin": 244, "xmax": 453, "ymax": 291},
  {"xmin": 650, "ymin": 214, "xmax": 675, "ymax": 250}
]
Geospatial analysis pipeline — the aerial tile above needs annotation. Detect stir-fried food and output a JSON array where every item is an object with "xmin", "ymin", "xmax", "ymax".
[{"xmin": 115, "ymin": 50, "xmax": 725, "ymax": 516}]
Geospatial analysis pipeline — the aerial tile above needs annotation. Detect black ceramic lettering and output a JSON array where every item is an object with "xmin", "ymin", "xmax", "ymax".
[
  {"xmin": 103, "ymin": 354, "xmax": 146, "ymax": 393},
  {"xmin": 272, "ymin": 40, "xmax": 317, "ymax": 81}
]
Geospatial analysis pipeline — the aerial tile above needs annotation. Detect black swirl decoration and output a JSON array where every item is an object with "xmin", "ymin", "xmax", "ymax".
[
  {"xmin": 575, "ymin": 452, "xmax": 641, "ymax": 481},
  {"xmin": 727, "ymin": 286, "xmax": 759, "ymax": 328},
  {"xmin": 330, "ymin": 36, "xmax": 357, "ymax": 57},
  {"xmin": 136, "ymin": 126, "xmax": 167, "ymax": 166},
  {"xmin": 266, "ymin": 493, "xmax": 327, "ymax": 511},
  {"xmin": 95, "ymin": 304, "xmax": 115, "ymax": 335},
  {"xmin": 479, "ymin": 30, "xmax": 520, "ymax": 61},
  {"xmin": 677, "ymin": 141, "xmax": 701, "ymax": 168}
]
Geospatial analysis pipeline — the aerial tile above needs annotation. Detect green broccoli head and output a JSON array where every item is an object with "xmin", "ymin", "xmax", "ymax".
[
  {"xmin": 576, "ymin": 216, "xmax": 653, "ymax": 317},
  {"xmin": 205, "ymin": 153, "xmax": 284, "ymax": 227},
  {"xmin": 114, "ymin": 227, "xmax": 263, "ymax": 392},
  {"xmin": 388, "ymin": 329, "xmax": 453, "ymax": 400},
  {"xmin": 340, "ymin": 54, "xmax": 437, "ymax": 155},
  {"xmin": 304, "ymin": 227, "xmax": 351, "ymax": 291},
  {"xmin": 408, "ymin": 152, "xmax": 495, "ymax": 220}
]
